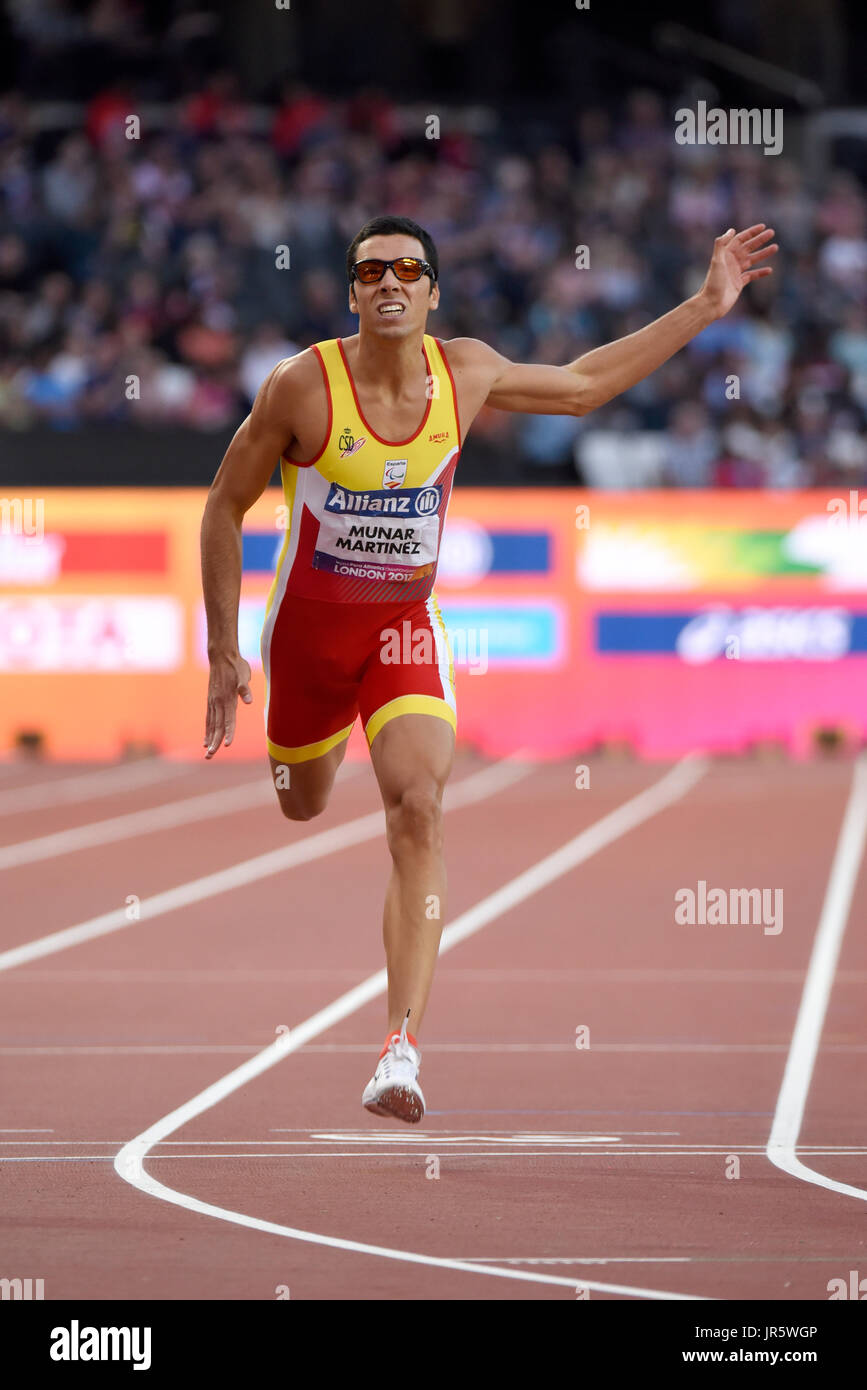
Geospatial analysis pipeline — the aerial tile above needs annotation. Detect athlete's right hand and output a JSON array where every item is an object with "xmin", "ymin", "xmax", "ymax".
[{"xmin": 204, "ymin": 654, "xmax": 253, "ymax": 759}]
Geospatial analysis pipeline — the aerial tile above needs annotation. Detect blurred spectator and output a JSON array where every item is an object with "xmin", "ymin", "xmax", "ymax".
[
  {"xmin": 240, "ymin": 322, "xmax": 299, "ymax": 406},
  {"xmin": 830, "ymin": 306, "xmax": 867, "ymax": 410},
  {"xmin": 0, "ymin": 45, "xmax": 865, "ymax": 485},
  {"xmin": 661, "ymin": 403, "xmax": 719, "ymax": 487}
]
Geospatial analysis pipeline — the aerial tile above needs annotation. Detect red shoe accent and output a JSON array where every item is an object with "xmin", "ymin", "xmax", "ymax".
[{"xmin": 379, "ymin": 1030, "xmax": 419, "ymax": 1059}]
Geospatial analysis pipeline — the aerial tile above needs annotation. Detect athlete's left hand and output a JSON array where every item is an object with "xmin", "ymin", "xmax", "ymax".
[{"xmin": 698, "ymin": 224, "xmax": 779, "ymax": 320}]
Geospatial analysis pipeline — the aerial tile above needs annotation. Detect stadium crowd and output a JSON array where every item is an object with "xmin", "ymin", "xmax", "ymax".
[{"xmin": 1, "ymin": 56, "xmax": 866, "ymax": 484}]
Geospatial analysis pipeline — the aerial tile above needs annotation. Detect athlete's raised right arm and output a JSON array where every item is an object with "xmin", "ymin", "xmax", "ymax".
[{"xmin": 200, "ymin": 353, "xmax": 308, "ymax": 759}]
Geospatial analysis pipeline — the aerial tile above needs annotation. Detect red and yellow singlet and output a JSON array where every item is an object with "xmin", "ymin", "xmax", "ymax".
[{"xmin": 260, "ymin": 336, "xmax": 461, "ymax": 763}]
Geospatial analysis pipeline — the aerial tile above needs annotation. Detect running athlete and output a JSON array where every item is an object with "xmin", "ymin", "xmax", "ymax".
[{"xmin": 201, "ymin": 214, "xmax": 777, "ymax": 1123}]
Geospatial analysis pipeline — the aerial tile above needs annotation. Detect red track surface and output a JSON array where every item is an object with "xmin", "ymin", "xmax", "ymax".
[{"xmin": 1, "ymin": 751, "xmax": 865, "ymax": 1301}]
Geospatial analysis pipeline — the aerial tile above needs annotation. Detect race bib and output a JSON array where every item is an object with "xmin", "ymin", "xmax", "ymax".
[{"xmin": 313, "ymin": 482, "xmax": 442, "ymax": 582}]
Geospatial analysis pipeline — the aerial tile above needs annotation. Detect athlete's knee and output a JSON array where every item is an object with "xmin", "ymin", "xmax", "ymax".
[{"xmin": 386, "ymin": 785, "xmax": 443, "ymax": 857}]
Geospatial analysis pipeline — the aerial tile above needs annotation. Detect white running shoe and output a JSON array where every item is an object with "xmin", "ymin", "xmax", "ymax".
[{"xmin": 362, "ymin": 1013, "xmax": 425, "ymax": 1124}]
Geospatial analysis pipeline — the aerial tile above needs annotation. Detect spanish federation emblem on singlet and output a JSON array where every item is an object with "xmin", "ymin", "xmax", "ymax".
[{"xmin": 267, "ymin": 335, "xmax": 461, "ymax": 606}]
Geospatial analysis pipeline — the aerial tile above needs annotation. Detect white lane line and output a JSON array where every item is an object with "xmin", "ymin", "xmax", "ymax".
[
  {"xmin": 11, "ymin": 1149, "xmax": 867, "ymax": 1157},
  {"xmin": 12, "ymin": 1041, "xmax": 867, "ymax": 1056},
  {"xmin": 0, "ymin": 778, "xmax": 275, "ymax": 868},
  {"xmin": 0, "ymin": 1046, "xmax": 268, "ymax": 1055},
  {"xmin": 266, "ymin": 1041, "xmax": 866, "ymax": 1054},
  {"xmin": 20, "ymin": 967, "xmax": 861, "ymax": 989},
  {"xmin": 8, "ymin": 1150, "xmax": 867, "ymax": 1164},
  {"xmin": 462, "ymin": 1256, "xmax": 692, "ymax": 1266},
  {"xmin": 0, "ymin": 1136, "xmax": 665, "ymax": 1145},
  {"xmin": 10, "ymin": 1141, "xmax": 867, "ymax": 1153},
  {"xmin": 432, "ymin": 968, "xmax": 866, "ymax": 983},
  {"xmin": 0, "ymin": 762, "xmax": 365, "ymax": 870},
  {"xmin": 0, "ymin": 759, "xmax": 188, "ymax": 815},
  {"xmin": 767, "ymin": 753, "xmax": 867, "ymax": 1203},
  {"xmin": 6, "ymin": 1137, "xmax": 616, "ymax": 1146},
  {"xmin": 0, "ymin": 756, "xmax": 528, "ymax": 973},
  {"xmin": 17, "ymin": 966, "xmax": 860, "ymax": 983},
  {"xmin": 114, "ymin": 755, "xmax": 709, "ymax": 1300},
  {"xmin": 11, "ymin": 1045, "xmax": 867, "ymax": 1061}
]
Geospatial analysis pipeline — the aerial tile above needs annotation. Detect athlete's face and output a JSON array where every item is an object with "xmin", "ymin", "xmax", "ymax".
[{"xmin": 348, "ymin": 235, "xmax": 439, "ymax": 338}]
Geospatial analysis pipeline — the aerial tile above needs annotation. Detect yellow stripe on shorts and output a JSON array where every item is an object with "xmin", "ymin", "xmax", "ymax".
[{"xmin": 364, "ymin": 695, "xmax": 457, "ymax": 747}]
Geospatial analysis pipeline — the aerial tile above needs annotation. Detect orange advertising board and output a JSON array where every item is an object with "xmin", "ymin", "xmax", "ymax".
[{"xmin": 1, "ymin": 488, "xmax": 865, "ymax": 760}]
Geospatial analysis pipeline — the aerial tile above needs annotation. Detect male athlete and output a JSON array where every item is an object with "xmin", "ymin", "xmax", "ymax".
[{"xmin": 201, "ymin": 213, "xmax": 776, "ymax": 1123}]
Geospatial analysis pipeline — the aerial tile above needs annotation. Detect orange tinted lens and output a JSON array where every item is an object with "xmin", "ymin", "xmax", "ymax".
[
  {"xmin": 355, "ymin": 261, "xmax": 385, "ymax": 282},
  {"xmin": 393, "ymin": 258, "xmax": 424, "ymax": 280}
]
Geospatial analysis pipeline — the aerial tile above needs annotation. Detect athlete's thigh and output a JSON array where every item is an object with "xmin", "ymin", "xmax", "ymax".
[
  {"xmin": 268, "ymin": 740, "xmax": 347, "ymax": 818},
  {"xmin": 264, "ymin": 593, "xmax": 361, "ymax": 815},
  {"xmin": 368, "ymin": 713, "xmax": 455, "ymax": 809},
  {"xmin": 361, "ymin": 594, "xmax": 456, "ymax": 806}
]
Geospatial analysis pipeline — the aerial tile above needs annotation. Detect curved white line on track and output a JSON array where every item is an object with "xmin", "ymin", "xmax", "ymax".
[
  {"xmin": 766, "ymin": 753, "xmax": 867, "ymax": 1202},
  {"xmin": 0, "ymin": 757, "xmax": 526, "ymax": 972},
  {"xmin": 114, "ymin": 755, "xmax": 709, "ymax": 1300}
]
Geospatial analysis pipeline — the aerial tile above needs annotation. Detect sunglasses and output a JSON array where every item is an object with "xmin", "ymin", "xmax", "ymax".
[{"xmin": 350, "ymin": 257, "xmax": 437, "ymax": 285}]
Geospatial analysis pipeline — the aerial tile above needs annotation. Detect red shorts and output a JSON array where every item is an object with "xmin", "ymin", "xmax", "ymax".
[{"xmin": 261, "ymin": 592, "xmax": 456, "ymax": 763}]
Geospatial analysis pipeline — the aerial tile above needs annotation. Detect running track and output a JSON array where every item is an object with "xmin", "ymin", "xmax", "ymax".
[{"xmin": 0, "ymin": 749, "xmax": 865, "ymax": 1301}]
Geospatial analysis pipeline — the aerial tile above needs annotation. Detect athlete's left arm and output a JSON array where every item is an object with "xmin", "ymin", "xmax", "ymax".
[{"xmin": 480, "ymin": 224, "xmax": 778, "ymax": 415}]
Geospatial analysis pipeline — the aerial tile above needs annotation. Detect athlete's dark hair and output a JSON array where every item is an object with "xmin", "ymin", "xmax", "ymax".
[{"xmin": 346, "ymin": 215, "xmax": 438, "ymax": 288}]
